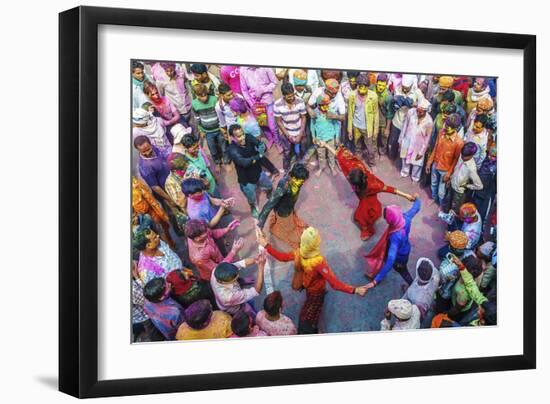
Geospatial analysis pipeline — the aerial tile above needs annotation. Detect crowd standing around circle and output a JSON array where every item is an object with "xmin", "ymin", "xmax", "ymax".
[{"xmin": 131, "ymin": 61, "xmax": 497, "ymax": 342}]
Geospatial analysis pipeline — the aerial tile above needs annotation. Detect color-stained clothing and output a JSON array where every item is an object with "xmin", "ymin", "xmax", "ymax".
[
  {"xmin": 175, "ymin": 311, "xmax": 233, "ymax": 340},
  {"xmin": 274, "ymin": 97, "xmax": 307, "ymax": 141},
  {"xmin": 133, "ymin": 78, "xmax": 150, "ymax": 110},
  {"xmin": 183, "ymin": 149, "xmax": 216, "ymax": 195},
  {"xmin": 347, "ymin": 90, "xmax": 380, "ymax": 139},
  {"xmin": 265, "ymin": 245, "xmax": 355, "ymax": 295},
  {"xmin": 402, "ymin": 258, "xmax": 440, "ymax": 319},
  {"xmin": 374, "ymin": 87, "xmax": 394, "ymax": 129},
  {"xmin": 164, "ymin": 171, "xmax": 187, "ymax": 211},
  {"xmin": 336, "ymin": 146, "xmax": 397, "ymax": 235},
  {"xmin": 143, "ymin": 297, "xmax": 184, "ymax": 340},
  {"xmin": 137, "ymin": 240, "xmax": 183, "ymax": 284},
  {"xmin": 451, "ymin": 157, "xmax": 484, "ymax": 193},
  {"xmin": 452, "ymin": 265, "xmax": 488, "ymax": 312},
  {"xmin": 255, "ymin": 310, "xmax": 297, "ymax": 336},
  {"xmin": 427, "ymin": 130, "xmax": 464, "ymax": 173},
  {"xmin": 258, "ymin": 175, "xmax": 303, "ymax": 229},
  {"xmin": 240, "ymin": 67, "xmax": 278, "ymax": 106},
  {"xmin": 373, "ymin": 199, "xmax": 421, "ymax": 284},
  {"xmin": 237, "ymin": 113, "xmax": 262, "ymax": 138},
  {"xmin": 215, "ymin": 94, "xmax": 246, "ymax": 128},
  {"xmin": 150, "ymin": 95, "xmax": 181, "ymax": 127},
  {"xmin": 187, "ymin": 228, "xmax": 238, "ymax": 281},
  {"xmin": 311, "ymin": 111, "xmax": 340, "ymax": 142},
  {"xmin": 464, "ymin": 128, "xmax": 489, "ymax": 169},
  {"xmin": 138, "ymin": 146, "xmax": 171, "ymax": 189},
  {"xmin": 132, "ymin": 279, "xmax": 148, "ymax": 324},
  {"xmin": 192, "ymin": 95, "xmax": 220, "ymax": 134},
  {"xmin": 132, "ymin": 177, "xmax": 169, "ymax": 225},
  {"xmin": 186, "ymin": 193, "xmax": 218, "ymax": 224},
  {"xmin": 399, "ymin": 109, "xmax": 434, "ymax": 166},
  {"xmin": 391, "ymin": 86, "xmax": 423, "ymax": 130},
  {"xmin": 132, "ymin": 117, "xmax": 171, "ymax": 156},
  {"xmin": 210, "ymin": 260, "xmax": 259, "ymax": 315},
  {"xmin": 219, "ymin": 65, "xmax": 242, "ymax": 94},
  {"xmin": 157, "ymin": 70, "xmax": 192, "ymax": 115}
]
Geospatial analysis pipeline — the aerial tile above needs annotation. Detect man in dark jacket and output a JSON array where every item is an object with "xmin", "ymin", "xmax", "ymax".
[{"xmin": 226, "ymin": 124, "xmax": 278, "ymax": 218}]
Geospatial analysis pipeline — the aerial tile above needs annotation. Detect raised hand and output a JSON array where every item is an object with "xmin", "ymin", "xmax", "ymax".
[
  {"xmin": 231, "ymin": 237, "xmax": 244, "ymax": 253},
  {"xmin": 255, "ymin": 227, "xmax": 268, "ymax": 247},
  {"xmin": 227, "ymin": 219, "xmax": 241, "ymax": 232},
  {"xmin": 222, "ymin": 197, "xmax": 236, "ymax": 208}
]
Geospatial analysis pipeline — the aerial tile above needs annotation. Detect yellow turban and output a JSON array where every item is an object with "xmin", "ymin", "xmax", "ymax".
[
  {"xmin": 439, "ymin": 76, "xmax": 454, "ymax": 87},
  {"xmin": 446, "ymin": 230, "xmax": 469, "ymax": 250},
  {"xmin": 477, "ymin": 97, "xmax": 494, "ymax": 111},
  {"xmin": 300, "ymin": 227, "xmax": 321, "ymax": 259},
  {"xmin": 293, "ymin": 69, "xmax": 308, "ymax": 81}
]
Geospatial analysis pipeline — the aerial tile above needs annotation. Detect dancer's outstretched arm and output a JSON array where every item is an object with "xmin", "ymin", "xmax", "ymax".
[{"xmin": 315, "ymin": 139, "xmax": 337, "ymax": 155}]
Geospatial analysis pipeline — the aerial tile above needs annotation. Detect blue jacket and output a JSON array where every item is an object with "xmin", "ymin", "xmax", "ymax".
[{"xmin": 374, "ymin": 199, "xmax": 421, "ymax": 284}]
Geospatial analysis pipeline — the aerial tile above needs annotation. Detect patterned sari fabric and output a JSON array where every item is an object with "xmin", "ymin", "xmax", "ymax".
[
  {"xmin": 267, "ymin": 210, "xmax": 308, "ymax": 250},
  {"xmin": 132, "ymin": 177, "xmax": 169, "ymax": 225},
  {"xmin": 299, "ymin": 291, "xmax": 326, "ymax": 333}
]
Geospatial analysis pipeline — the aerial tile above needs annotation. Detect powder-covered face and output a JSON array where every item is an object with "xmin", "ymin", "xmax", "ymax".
[
  {"xmin": 137, "ymin": 141, "xmax": 154, "ymax": 157},
  {"xmin": 132, "ymin": 67, "xmax": 144, "ymax": 82},
  {"xmin": 284, "ymin": 92, "xmax": 296, "ymax": 104},
  {"xmin": 189, "ymin": 191, "xmax": 204, "ymax": 201},
  {"xmin": 376, "ymin": 80, "xmax": 387, "ymax": 93},
  {"xmin": 148, "ymin": 86, "xmax": 161, "ymax": 101},
  {"xmin": 145, "ymin": 229, "xmax": 160, "ymax": 250},
  {"xmin": 164, "ymin": 65, "xmax": 175, "ymax": 78},
  {"xmin": 319, "ymin": 104, "xmax": 329, "ymax": 113},
  {"xmin": 194, "ymin": 72, "xmax": 209, "ymax": 82},
  {"xmin": 187, "ymin": 143, "xmax": 199, "ymax": 157},
  {"xmin": 444, "ymin": 125, "xmax": 455, "ymax": 136},
  {"xmin": 473, "ymin": 78, "xmax": 486, "ymax": 92},
  {"xmin": 289, "ymin": 177, "xmax": 305, "ymax": 188},
  {"xmin": 192, "ymin": 231, "xmax": 209, "ymax": 243},
  {"xmin": 416, "ymin": 107, "xmax": 427, "ymax": 118},
  {"xmin": 221, "ymin": 91, "xmax": 234, "ymax": 103},
  {"xmin": 358, "ymin": 84, "xmax": 369, "ymax": 96},
  {"xmin": 349, "ymin": 77, "xmax": 357, "ymax": 89},
  {"xmin": 473, "ymin": 121, "xmax": 485, "ymax": 134}
]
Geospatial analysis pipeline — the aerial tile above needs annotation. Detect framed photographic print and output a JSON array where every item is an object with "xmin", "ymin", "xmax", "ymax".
[{"xmin": 59, "ymin": 5, "xmax": 536, "ymax": 398}]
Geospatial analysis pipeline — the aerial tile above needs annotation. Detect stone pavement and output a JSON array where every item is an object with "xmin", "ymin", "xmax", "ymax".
[{"xmin": 212, "ymin": 145, "xmax": 446, "ymax": 333}]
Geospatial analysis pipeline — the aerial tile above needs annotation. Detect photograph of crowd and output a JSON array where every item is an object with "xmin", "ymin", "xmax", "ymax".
[{"xmin": 131, "ymin": 61, "xmax": 497, "ymax": 342}]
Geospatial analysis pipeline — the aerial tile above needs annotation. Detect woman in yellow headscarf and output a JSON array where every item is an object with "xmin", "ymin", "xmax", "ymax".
[{"xmin": 257, "ymin": 227, "xmax": 368, "ymax": 334}]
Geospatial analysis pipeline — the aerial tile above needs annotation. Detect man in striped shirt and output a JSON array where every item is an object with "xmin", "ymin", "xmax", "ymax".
[{"xmin": 274, "ymin": 83, "xmax": 307, "ymax": 170}]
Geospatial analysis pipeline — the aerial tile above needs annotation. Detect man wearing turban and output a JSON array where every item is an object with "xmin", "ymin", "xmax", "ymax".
[
  {"xmin": 388, "ymin": 74, "xmax": 424, "ymax": 160},
  {"xmin": 398, "ymin": 98, "xmax": 434, "ymax": 182},
  {"xmin": 432, "ymin": 76, "xmax": 464, "ymax": 117}
]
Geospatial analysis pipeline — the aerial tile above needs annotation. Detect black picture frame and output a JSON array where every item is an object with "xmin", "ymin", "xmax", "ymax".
[{"xmin": 59, "ymin": 5, "xmax": 536, "ymax": 398}]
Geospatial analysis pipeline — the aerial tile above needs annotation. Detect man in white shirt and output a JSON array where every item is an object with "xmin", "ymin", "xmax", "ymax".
[
  {"xmin": 210, "ymin": 253, "xmax": 266, "ymax": 316},
  {"xmin": 450, "ymin": 141, "xmax": 484, "ymax": 211}
]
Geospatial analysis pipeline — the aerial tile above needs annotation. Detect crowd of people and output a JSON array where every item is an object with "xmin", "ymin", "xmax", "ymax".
[{"xmin": 131, "ymin": 61, "xmax": 498, "ymax": 342}]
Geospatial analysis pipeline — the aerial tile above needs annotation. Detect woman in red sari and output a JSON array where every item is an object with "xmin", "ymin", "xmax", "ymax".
[
  {"xmin": 257, "ymin": 227, "xmax": 368, "ymax": 334},
  {"xmin": 317, "ymin": 141, "xmax": 415, "ymax": 240}
]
